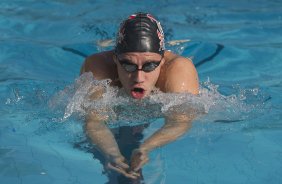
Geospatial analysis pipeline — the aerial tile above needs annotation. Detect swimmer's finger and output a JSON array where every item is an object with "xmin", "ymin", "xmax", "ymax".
[
  {"xmin": 107, "ymin": 163, "xmax": 126, "ymax": 174},
  {"xmin": 115, "ymin": 160, "xmax": 130, "ymax": 170},
  {"xmin": 107, "ymin": 163, "xmax": 138, "ymax": 179},
  {"xmin": 133, "ymin": 157, "xmax": 149, "ymax": 172},
  {"xmin": 129, "ymin": 171, "xmax": 140, "ymax": 177}
]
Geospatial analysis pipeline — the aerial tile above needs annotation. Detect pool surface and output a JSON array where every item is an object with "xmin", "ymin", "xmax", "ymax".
[{"xmin": 1, "ymin": 0, "xmax": 282, "ymax": 184}]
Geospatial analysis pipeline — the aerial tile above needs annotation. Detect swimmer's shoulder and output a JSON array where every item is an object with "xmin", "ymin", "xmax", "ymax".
[
  {"xmin": 80, "ymin": 50, "xmax": 117, "ymax": 81},
  {"xmin": 163, "ymin": 50, "xmax": 193, "ymax": 66},
  {"xmin": 158, "ymin": 51, "xmax": 199, "ymax": 94}
]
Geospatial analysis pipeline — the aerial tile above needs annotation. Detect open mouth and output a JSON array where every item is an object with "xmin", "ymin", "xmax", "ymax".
[{"xmin": 131, "ymin": 87, "xmax": 145, "ymax": 99}]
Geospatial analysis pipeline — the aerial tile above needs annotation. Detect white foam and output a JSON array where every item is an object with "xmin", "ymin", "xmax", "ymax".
[{"xmin": 48, "ymin": 73, "xmax": 264, "ymax": 127}]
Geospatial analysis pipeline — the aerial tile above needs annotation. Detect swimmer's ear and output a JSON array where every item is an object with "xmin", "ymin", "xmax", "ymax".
[{"xmin": 112, "ymin": 53, "xmax": 118, "ymax": 64}]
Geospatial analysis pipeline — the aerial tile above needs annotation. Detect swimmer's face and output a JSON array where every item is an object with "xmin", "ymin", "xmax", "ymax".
[{"xmin": 114, "ymin": 52, "xmax": 164, "ymax": 99}]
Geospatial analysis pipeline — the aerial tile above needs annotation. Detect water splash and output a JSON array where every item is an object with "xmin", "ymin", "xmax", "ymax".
[{"xmin": 48, "ymin": 73, "xmax": 266, "ymax": 128}]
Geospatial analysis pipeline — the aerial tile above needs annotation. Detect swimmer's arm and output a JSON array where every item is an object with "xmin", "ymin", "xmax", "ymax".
[
  {"xmin": 130, "ymin": 114, "xmax": 193, "ymax": 171},
  {"xmin": 86, "ymin": 111, "xmax": 138, "ymax": 179},
  {"xmin": 143, "ymin": 114, "xmax": 193, "ymax": 150},
  {"xmin": 85, "ymin": 112, "xmax": 121, "ymax": 160}
]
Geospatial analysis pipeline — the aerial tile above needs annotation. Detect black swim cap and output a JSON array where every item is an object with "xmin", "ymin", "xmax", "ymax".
[{"xmin": 115, "ymin": 12, "xmax": 165, "ymax": 55}]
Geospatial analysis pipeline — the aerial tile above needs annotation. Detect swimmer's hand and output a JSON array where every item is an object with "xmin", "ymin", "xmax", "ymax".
[
  {"xmin": 105, "ymin": 155, "xmax": 139, "ymax": 179},
  {"xmin": 130, "ymin": 148, "xmax": 149, "ymax": 172}
]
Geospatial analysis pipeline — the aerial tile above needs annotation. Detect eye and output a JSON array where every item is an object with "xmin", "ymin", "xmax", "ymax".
[
  {"xmin": 122, "ymin": 63, "xmax": 137, "ymax": 72},
  {"xmin": 142, "ymin": 62, "xmax": 160, "ymax": 72}
]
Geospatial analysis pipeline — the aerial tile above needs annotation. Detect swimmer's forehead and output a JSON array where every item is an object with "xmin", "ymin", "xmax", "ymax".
[{"xmin": 117, "ymin": 52, "xmax": 162, "ymax": 60}]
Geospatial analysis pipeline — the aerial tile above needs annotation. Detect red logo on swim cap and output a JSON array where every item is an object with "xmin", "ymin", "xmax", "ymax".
[{"xmin": 128, "ymin": 14, "xmax": 137, "ymax": 19}]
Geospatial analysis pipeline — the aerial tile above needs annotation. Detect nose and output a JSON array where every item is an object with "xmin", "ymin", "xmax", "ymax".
[{"xmin": 133, "ymin": 70, "xmax": 145, "ymax": 83}]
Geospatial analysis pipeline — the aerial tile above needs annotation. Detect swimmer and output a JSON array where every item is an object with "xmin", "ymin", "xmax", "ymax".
[{"xmin": 80, "ymin": 12, "xmax": 199, "ymax": 182}]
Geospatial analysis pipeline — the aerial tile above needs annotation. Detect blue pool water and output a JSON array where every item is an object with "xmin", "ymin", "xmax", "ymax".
[{"xmin": 1, "ymin": 0, "xmax": 282, "ymax": 184}]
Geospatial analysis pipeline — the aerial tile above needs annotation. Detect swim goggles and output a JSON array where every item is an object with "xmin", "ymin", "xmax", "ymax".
[{"xmin": 117, "ymin": 57, "xmax": 162, "ymax": 73}]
